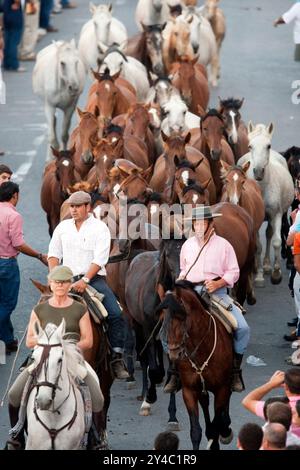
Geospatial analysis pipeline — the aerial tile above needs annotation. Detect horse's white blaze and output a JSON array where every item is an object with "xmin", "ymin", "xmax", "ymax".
[
  {"xmin": 103, "ymin": 154, "xmax": 107, "ymax": 163},
  {"xmin": 233, "ymin": 172, "xmax": 239, "ymax": 182},
  {"xmin": 62, "ymin": 159, "xmax": 70, "ymax": 167},
  {"xmin": 192, "ymin": 194, "xmax": 199, "ymax": 203},
  {"xmin": 229, "ymin": 110, "xmax": 238, "ymax": 144},
  {"xmin": 231, "ymin": 190, "xmax": 239, "ymax": 205},
  {"xmin": 182, "ymin": 170, "xmax": 189, "ymax": 186},
  {"xmin": 104, "ymin": 83, "xmax": 110, "ymax": 91},
  {"xmin": 111, "ymin": 137, "xmax": 118, "ymax": 143}
]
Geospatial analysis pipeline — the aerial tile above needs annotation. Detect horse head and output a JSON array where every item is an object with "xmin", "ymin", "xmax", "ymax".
[
  {"xmin": 162, "ymin": 95, "xmax": 188, "ymax": 134},
  {"xmin": 77, "ymin": 107, "xmax": 100, "ymax": 164},
  {"xmin": 168, "ymin": 16, "xmax": 194, "ymax": 62},
  {"xmin": 248, "ymin": 122, "xmax": 274, "ymax": 181},
  {"xmin": 55, "ymin": 40, "xmax": 84, "ymax": 97},
  {"xmin": 218, "ymin": 97, "xmax": 244, "ymax": 145},
  {"xmin": 51, "ymin": 146, "xmax": 76, "ymax": 197},
  {"xmin": 149, "ymin": 76, "xmax": 177, "ymax": 107},
  {"xmin": 220, "ymin": 161, "xmax": 251, "ymax": 205},
  {"xmin": 281, "ymin": 146, "xmax": 300, "ymax": 187},
  {"xmin": 204, "ymin": 0, "xmax": 219, "ymax": 20},
  {"xmin": 200, "ymin": 109, "xmax": 225, "ymax": 161},
  {"xmin": 141, "ymin": 23, "xmax": 166, "ymax": 75},
  {"xmin": 175, "ymin": 59, "xmax": 198, "ymax": 107}
]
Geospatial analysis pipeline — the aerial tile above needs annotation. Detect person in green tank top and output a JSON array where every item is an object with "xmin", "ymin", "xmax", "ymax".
[{"xmin": 6, "ymin": 265, "xmax": 104, "ymax": 450}]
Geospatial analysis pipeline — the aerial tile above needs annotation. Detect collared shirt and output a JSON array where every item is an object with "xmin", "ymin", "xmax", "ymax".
[
  {"xmin": 48, "ymin": 214, "xmax": 111, "ymax": 276},
  {"xmin": 283, "ymin": 3, "xmax": 300, "ymax": 44},
  {"xmin": 0, "ymin": 201, "xmax": 24, "ymax": 257},
  {"xmin": 179, "ymin": 232, "xmax": 240, "ymax": 287}
]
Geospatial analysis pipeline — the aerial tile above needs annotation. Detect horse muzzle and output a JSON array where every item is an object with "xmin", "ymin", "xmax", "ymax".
[
  {"xmin": 81, "ymin": 150, "xmax": 94, "ymax": 165},
  {"xmin": 210, "ymin": 149, "xmax": 222, "ymax": 161},
  {"xmin": 36, "ymin": 396, "xmax": 52, "ymax": 411},
  {"xmin": 253, "ymin": 167, "xmax": 264, "ymax": 181}
]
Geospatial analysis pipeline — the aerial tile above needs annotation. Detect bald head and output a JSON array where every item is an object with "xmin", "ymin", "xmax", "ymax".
[{"xmin": 263, "ymin": 423, "xmax": 287, "ymax": 450}]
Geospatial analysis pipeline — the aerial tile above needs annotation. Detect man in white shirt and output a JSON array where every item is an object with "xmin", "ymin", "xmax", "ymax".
[
  {"xmin": 274, "ymin": 1, "xmax": 300, "ymax": 61},
  {"xmin": 48, "ymin": 190, "xmax": 129, "ymax": 379}
]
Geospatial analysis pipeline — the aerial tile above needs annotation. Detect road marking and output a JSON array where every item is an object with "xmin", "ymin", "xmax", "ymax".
[{"xmin": 12, "ymin": 133, "xmax": 46, "ymax": 183}]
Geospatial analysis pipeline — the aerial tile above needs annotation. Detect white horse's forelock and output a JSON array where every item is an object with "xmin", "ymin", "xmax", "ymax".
[{"xmin": 248, "ymin": 124, "xmax": 270, "ymax": 141}]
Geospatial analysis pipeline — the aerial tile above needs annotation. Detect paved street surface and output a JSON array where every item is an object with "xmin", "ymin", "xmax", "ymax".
[{"xmin": 0, "ymin": 0, "xmax": 299, "ymax": 450}]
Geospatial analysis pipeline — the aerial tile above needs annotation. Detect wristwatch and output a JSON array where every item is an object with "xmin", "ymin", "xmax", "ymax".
[{"xmin": 82, "ymin": 276, "xmax": 90, "ymax": 284}]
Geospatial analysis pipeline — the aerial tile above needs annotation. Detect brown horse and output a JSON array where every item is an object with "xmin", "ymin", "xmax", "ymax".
[
  {"xmin": 171, "ymin": 59, "xmax": 209, "ymax": 116},
  {"xmin": 191, "ymin": 109, "xmax": 235, "ymax": 200},
  {"xmin": 126, "ymin": 23, "xmax": 166, "ymax": 76},
  {"xmin": 159, "ymin": 281, "xmax": 233, "ymax": 450},
  {"xmin": 218, "ymin": 97, "xmax": 249, "ymax": 161},
  {"xmin": 150, "ymin": 132, "xmax": 216, "ymax": 204},
  {"xmin": 31, "ymin": 280, "xmax": 114, "ymax": 449},
  {"xmin": 40, "ymin": 146, "xmax": 77, "ymax": 236},
  {"xmin": 86, "ymin": 70, "xmax": 136, "ymax": 124},
  {"xmin": 173, "ymin": 160, "xmax": 212, "ymax": 204}
]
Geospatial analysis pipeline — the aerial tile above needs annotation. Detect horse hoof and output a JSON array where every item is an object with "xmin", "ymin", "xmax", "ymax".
[
  {"xmin": 271, "ymin": 271, "xmax": 282, "ymax": 285},
  {"xmin": 206, "ymin": 439, "xmax": 214, "ymax": 450},
  {"xmin": 219, "ymin": 429, "xmax": 234, "ymax": 445},
  {"xmin": 166, "ymin": 421, "xmax": 180, "ymax": 432},
  {"xmin": 254, "ymin": 278, "xmax": 265, "ymax": 288},
  {"xmin": 246, "ymin": 294, "xmax": 256, "ymax": 306}
]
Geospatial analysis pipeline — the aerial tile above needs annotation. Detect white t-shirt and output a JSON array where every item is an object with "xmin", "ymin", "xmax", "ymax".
[{"xmin": 283, "ymin": 3, "xmax": 300, "ymax": 44}]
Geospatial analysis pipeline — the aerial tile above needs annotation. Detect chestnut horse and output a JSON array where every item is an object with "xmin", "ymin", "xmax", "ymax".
[
  {"xmin": 171, "ymin": 59, "xmax": 209, "ymax": 116},
  {"xmin": 218, "ymin": 97, "xmax": 249, "ymax": 161},
  {"xmin": 162, "ymin": 16, "xmax": 194, "ymax": 73},
  {"xmin": 31, "ymin": 281, "xmax": 114, "ymax": 449},
  {"xmin": 40, "ymin": 146, "xmax": 77, "ymax": 236},
  {"xmin": 159, "ymin": 281, "xmax": 233, "ymax": 450}
]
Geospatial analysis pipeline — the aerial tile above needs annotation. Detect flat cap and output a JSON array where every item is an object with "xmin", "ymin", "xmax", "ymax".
[
  {"xmin": 66, "ymin": 191, "xmax": 91, "ymax": 205},
  {"xmin": 48, "ymin": 265, "xmax": 74, "ymax": 281}
]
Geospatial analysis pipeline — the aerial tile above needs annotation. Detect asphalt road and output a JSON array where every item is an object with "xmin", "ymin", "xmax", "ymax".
[{"xmin": 0, "ymin": 0, "xmax": 299, "ymax": 450}]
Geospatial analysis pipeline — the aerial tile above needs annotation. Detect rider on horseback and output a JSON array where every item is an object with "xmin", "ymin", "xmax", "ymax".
[
  {"xmin": 6, "ymin": 265, "xmax": 104, "ymax": 450},
  {"xmin": 164, "ymin": 205, "xmax": 250, "ymax": 394}
]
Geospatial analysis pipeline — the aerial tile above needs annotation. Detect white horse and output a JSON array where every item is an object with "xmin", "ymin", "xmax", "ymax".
[
  {"xmin": 182, "ymin": 9, "xmax": 219, "ymax": 86},
  {"xmin": 161, "ymin": 94, "xmax": 200, "ymax": 135},
  {"xmin": 26, "ymin": 320, "xmax": 86, "ymax": 449},
  {"xmin": 237, "ymin": 122, "xmax": 294, "ymax": 286},
  {"xmin": 78, "ymin": 3, "xmax": 128, "ymax": 71},
  {"xmin": 99, "ymin": 45, "xmax": 150, "ymax": 101},
  {"xmin": 32, "ymin": 40, "xmax": 86, "ymax": 159},
  {"xmin": 135, "ymin": 0, "xmax": 170, "ymax": 31}
]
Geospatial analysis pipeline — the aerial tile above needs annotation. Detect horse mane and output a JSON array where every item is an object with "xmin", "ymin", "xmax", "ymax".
[
  {"xmin": 175, "ymin": 158, "xmax": 195, "ymax": 170},
  {"xmin": 148, "ymin": 191, "xmax": 164, "ymax": 203},
  {"xmin": 102, "ymin": 45, "xmax": 128, "ymax": 63},
  {"xmin": 220, "ymin": 164, "xmax": 244, "ymax": 181},
  {"xmin": 153, "ymin": 76, "xmax": 172, "ymax": 86},
  {"xmin": 219, "ymin": 97, "xmax": 243, "ymax": 111},
  {"xmin": 280, "ymin": 146, "xmax": 300, "ymax": 160},
  {"xmin": 175, "ymin": 280, "xmax": 210, "ymax": 309},
  {"xmin": 182, "ymin": 179, "xmax": 205, "ymax": 195},
  {"xmin": 201, "ymin": 108, "xmax": 224, "ymax": 123},
  {"xmin": 248, "ymin": 124, "xmax": 270, "ymax": 140},
  {"xmin": 103, "ymin": 123, "xmax": 124, "ymax": 137}
]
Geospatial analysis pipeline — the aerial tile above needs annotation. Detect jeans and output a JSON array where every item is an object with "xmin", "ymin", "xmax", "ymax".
[
  {"xmin": 39, "ymin": 0, "xmax": 53, "ymax": 29},
  {"xmin": 90, "ymin": 275, "xmax": 125, "ymax": 353},
  {"xmin": 3, "ymin": 28, "xmax": 23, "ymax": 70},
  {"xmin": 0, "ymin": 258, "xmax": 20, "ymax": 344},
  {"xmin": 293, "ymin": 273, "xmax": 300, "ymax": 337}
]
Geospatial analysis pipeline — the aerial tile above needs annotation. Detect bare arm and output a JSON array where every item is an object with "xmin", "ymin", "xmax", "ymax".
[
  {"xmin": 287, "ymin": 231, "xmax": 295, "ymax": 247},
  {"xmin": 242, "ymin": 371, "xmax": 285, "ymax": 414},
  {"xmin": 16, "ymin": 243, "xmax": 48, "ymax": 266},
  {"xmin": 26, "ymin": 310, "xmax": 40, "ymax": 348},
  {"xmin": 77, "ymin": 312, "xmax": 93, "ymax": 352}
]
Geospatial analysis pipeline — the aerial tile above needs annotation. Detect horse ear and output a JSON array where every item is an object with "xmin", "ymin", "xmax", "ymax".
[
  {"xmin": 161, "ymin": 130, "xmax": 169, "ymax": 142},
  {"xmin": 248, "ymin": 121, "xmax": 254, "ymax": 134},
  {"xmin": 186, "ymin": 14, "xmax": 193, "ymax": 24},
  {"xmin": 197, "ymin": 105, "xmax": 206, "ymax": 119},
  {"xmin": 70, "ymin": 144, "xmax": 76, "ymax": 156},
  {"xmin": 267, "ymin": 122, "xmax": 274, "ymax": 137},
  {"xmin": 108, "ymin": 3, "xmax": 113, "ymax": 12},
  {"xmin": 193, "ymin": 156, "xmax": 203, "ymax": 170},
  {"xmin": 185, "ymin": 132, "xmax": 191, "ymax": 144},
  {"xmin": 142, "ymin": 165, "xmax": 153, "ymax": 182},
  {"xmin": 168, "ymin": 74, "xmax": 174, "ymax": 82},
  {"xmin": 77, "ymin": 107, "xmax": 85, "ymax": 120},
  {"xmin": 94, "ymin": 105, "xmax": 100, "ymax": 118},
  {"xmin": 201, "ymin": 177, "xmax": 211, "ymax": 190},
  {"xmin": 149, "ymin": 71, "xmax": 158, "ymax": 84},
  {"xmin": 51, "ymin": 146, "xmax": 60, "ymax": 158},
  {"xmin": 242, "ymin": 160, "xmax": 251, "ymax": 174},
  {"xmin": 118, "ymin": 40, "xmax": 127, "ymax": 53},
  {"xmin": 89, "ymin": 2, "xmax": 97, "ymax": 14},
  {"xmin": 30, "ymin": 278, "xmax": 50, "ymax": 294},
  {"xmin": 238, "ymin": 97, "xmax": 245, "ymax": 109},
  {"xmin": 141, "ymin": 22, "xmax": 147, "ymax": 32},
  {"xmin": 111, "ymin": 69, "xmax": 121, "ymax": 81},
  {"xmin": 220, "ymin": 160, "xmax": 230, "ymax": 173}
]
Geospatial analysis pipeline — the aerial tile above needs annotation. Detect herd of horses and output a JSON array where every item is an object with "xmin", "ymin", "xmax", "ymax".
[{"xmin": 25, "ymin": 0, "xmax": 300, "ymax": 450}]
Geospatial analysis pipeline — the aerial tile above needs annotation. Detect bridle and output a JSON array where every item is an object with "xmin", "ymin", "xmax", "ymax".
[{"xmin": 32, "ymin": 342, "xmax": 78, "ymax": 450}]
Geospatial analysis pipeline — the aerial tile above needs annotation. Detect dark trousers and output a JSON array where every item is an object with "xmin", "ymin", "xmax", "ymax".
[
  {"xmin": 0, "ymin": 258, "xmax": 20, "ymax": 344},
  {"xmin": 3, "ymin": 28, "xmax": 22, "ymax": 70},
  {"xmin": 39, "ymin": 0, "xmax": 53, "ymax": 29},
  {"xmin": 90, "ymin": 275, "xmax": 125, "ymax": 353}
]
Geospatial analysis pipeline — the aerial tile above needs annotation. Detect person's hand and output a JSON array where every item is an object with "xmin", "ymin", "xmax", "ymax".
[
  {"xmin": 204, "ymin": 279, "xmax": 220, "ymax": 294},
  {"xmin": 273, "ymin": 19, "xmax": 279, "ymax": 27},
  {"xmin": 11, "ymin": 2, "xmax": 21, "ymax": 10},
  {"xmin": 71, "ymin": 279, "xmax": 87, "ymax": 293},
  {"xmin": 268, "ymin": 370, "xmax": 285, "ymax": 388},
  {"xmin": 291, "ymin": 209, "xmax": 298, "ymax": 223},
  {"xmin": 39, "ymin": 254, "xmax": 48, "ymax": 266}
]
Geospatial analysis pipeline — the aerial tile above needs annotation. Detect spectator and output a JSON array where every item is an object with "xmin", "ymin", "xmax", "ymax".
[
  {"xmin": 262, "ymin": 423, "xmax": 287, "ymax": 450},
  {"xmin": 18, "ymin": 0, "xmax": 39, "ymax": 61},
  {"xmin": 0, "ymin": 163, "xmax": 12, "ymax": 185},
  {"xmin": 274, "ymin": 2, "xmax": 300, "ymax": 61},
  {"xmin": 263, "ymin": 396, "xmax": 290, "ymax": 420},
  {"xmin": 3, "ymin": 0, "xmax": 25, "ymax": 72},
  {"xmin": 267, "ymin": 402, "xmax": 300, "ymax": 446},
  {"xmin": 38, "ymin": 0, "xmax": 58, "ymax": 37},
  {"xmin": 154, "ymin": 432, "xmax": 179, "ymax": 451},
  {"xmin": 0, "ymin": 181, "xmax": 48, "ymax": 353},
  {"xmin": 237, "ymin": 423, "xmax": 263, "ymax": 450},
  {"xmin": 242, "ymin": 369, "xmax": 300, "ymax": 437}
]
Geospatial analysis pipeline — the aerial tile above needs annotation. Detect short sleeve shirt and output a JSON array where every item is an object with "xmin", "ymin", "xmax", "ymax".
[{"xmin": 294, "ymin": 232, "xmax": 300, "ymax": 255}]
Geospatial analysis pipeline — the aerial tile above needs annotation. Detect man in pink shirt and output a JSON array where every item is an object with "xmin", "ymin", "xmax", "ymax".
[
  {"xmin": 0, "ymin": 164, "xmax": 12, "ymax": 186},
  {"xmin": 179, "ymin": 205, "xmax": 250, "ymax": 392},
  {"xmin": 0, "ymin": 182, "xmax": 48, "ymax": 353}
]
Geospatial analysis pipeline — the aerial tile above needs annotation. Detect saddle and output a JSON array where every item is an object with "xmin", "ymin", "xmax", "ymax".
[{"xmin": 81, "ymin": 286, "xmax": 108, "ymax": 324}]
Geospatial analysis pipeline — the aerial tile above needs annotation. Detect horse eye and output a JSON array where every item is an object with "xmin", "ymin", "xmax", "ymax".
[
  {"xmin": 248, "ymin": 145, "xmax": 252, "ymax": 150},
  {"xmin": 267, "ymin": 144, "xmax": 271, "ymax": 150},
  {"xmin": 203, "ymin": 127, "xmax": 208, "ymax": 132}
]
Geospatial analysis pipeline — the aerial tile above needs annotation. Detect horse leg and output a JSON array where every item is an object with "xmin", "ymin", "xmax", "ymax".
[
  {"xmin": 44, "ymin": 103, "xmax": 59, "ymax": 158},
  {"xmin": 198, "ymin": 392, "xmax": 213, "ymax": 444},
  {"xmin": 209, "ymin": 52, "xmax": 219, "ymax": 88},
  {"xmin": 270, "ymin": 212, "xmax": 283, "ymax": 284},
  {"xmin": 182, "ymin": 386, "xmax": 202, "ymax": 450},
  {"xmin": 156, "ymin": 340, "xmax": 165, "ymax": 384},
  {"xmin": 246, "ymin": 270, "xmax": 256, "ymax": 305},
  {"xmin": 254, "ymin": 231, "xmax": 265, "ymax": 287},
  {"xmin": 61, "ymin": 104, "xmax": 75, "ymax": 150},
  {"xmin": 209, "ymin": 386, "xmax": 233, "ymax": 451},
  {"xmin": 166, "ymin": 392, "xmax": 180, "ymax": 431},
  {"xmin": 263, "ymin": 221, "xmax": 273, "ymax": 274},
  {"xmin": 124, "ymin": 318, "xmax": 136, "ymax": 389}
]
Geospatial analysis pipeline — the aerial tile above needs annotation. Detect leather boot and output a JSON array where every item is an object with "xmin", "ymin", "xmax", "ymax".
[
  {"xmin": 163, "ymin": 362, "xmax": 181, "ymax": 394},
  {"xmin": 231, "ymin": 353, "xmax": 245, "ymax": 393},
  {"xmin": 5, "ymin": 404, "xmax": 25, "ymax": 450},
  {"xmin": 111, "ymin": 352, "xmax": 129, "ymax": 379},
  {"xmin": 90, "ymin": 411, "xmax": 102, "ymax": 450}
]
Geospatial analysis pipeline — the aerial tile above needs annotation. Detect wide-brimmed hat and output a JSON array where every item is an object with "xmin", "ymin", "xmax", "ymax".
[
  {"xmin": 48, "ymin": 265, "xmax": 73, "ymax": 282},
  {"xmin": 184, "ymin": 205, "xmax": 222, "ymax": 221},
  {"xmin": 66, "ymin": 191, "xmax": 91, "ymax": 205}
]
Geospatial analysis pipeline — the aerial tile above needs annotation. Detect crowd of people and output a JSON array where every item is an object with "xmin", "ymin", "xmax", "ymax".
[{"xmin": 0, "ymin": 0, "xmax": 76, "ymax": 73}]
